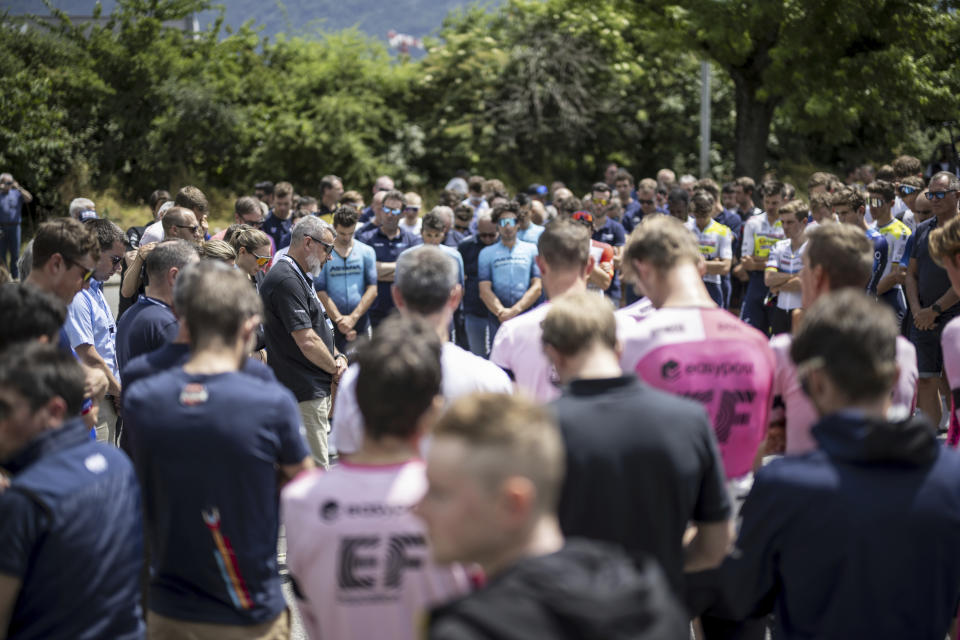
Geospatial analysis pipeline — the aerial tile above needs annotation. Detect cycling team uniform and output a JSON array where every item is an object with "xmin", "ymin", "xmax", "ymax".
[
  {"xmin": 740, "ymin": 213, "xmax": 784, "ymax": 334},
  {"xmin": 477, "ymin": 240, "xmax": 540, "ymax": 309},
  {"xmin": 874, "ymin": 217, "xmax": 912, "ymax": 322},
  {"xmin": 685, "ymin": 217, "xmax": 733, "ymax": 307},
  {"xmin": 587, "ymin": 239, "xmax": 615, "ymax": 295},
  {"xmin": 865, "ymin": 227, "xmax": 890, "ymax": 296}
]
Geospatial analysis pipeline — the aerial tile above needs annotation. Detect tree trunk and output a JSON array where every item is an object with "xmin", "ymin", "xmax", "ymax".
[{"xmin": 731, "ymin": 72, "xmax": 778, "ymax": 181}]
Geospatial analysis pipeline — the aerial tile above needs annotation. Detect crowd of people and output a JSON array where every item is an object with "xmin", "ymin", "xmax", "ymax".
[{"xmin": 3, "ymin": 155, "xmax": 960, "ymax": 639}]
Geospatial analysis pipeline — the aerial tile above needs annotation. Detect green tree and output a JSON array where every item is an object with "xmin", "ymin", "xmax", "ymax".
[{"xmin": 643, "ymin": 0, "xmax": 960, "ymax": 179}]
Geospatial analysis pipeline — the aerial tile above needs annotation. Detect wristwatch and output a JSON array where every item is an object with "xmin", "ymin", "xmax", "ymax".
[{"xmin": 933, "ymin": 303, "xmax": 943, "ymax": 315}]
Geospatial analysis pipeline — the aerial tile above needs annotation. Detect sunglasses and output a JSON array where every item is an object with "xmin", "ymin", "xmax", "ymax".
[
  {"xmin": 898, "ymin": 185, "xmax": 918, "ymax": 196},
  {"xmin": 63, "ymin": 255, "xmax": 94, "ymax": 282},
  {"xmin": 926, "ymin": 190, "xmax": 957, "ymax": 201},
  {"xmin": 498, "ymin": 217, "xmax": 517, "ymax": 228},
  {"xmin": 403, "ymin": 206, "xmax": 420, "ymax": 213},
  {"xmin": 242, "ymin": 217, "xmax": 264, "ymax": 228},
  {"xmin": 253, "ymin": 252, "xmax": 271, "ymax": 267},
  {"xmin": 383, "ymin": 207, "xmax": 402, "ymax": 216},
  {"xmin": 593, "ymin": 198, "xmax": 609, "ymax": 206},
  {"xmin": 572, "ymin": 210, "xmax": 594, "ymax": 224},
  {"xmin": 868, "ymin": 197, "xmax": 885, "ymax": 208},
  {"xmin": 638, "ymin": 199, "xmax": 655, "ymax": 205},
  {"xmin": 0, "ymin": 181, "xmax": 11, "ymax": 187},
  {"xmin": 110, "ymin": 254, "xmax": 123, "ymax": 266},
  {"xmin": 308, "ymin": 235, "xmax": 335, "ymax": 254},
  {"xmin": 175, "ymin": 224, "xmax": 200, "ymax": 234}
]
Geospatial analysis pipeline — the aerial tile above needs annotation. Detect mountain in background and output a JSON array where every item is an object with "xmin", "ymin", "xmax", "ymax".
[{"xmin": 4, "ymin": 0, "xmax": 495, "ymax": 47}]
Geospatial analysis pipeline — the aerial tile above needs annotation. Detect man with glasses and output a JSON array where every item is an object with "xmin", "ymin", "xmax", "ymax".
[
  {"xmin": 211, "ymin": 196, "xmax": 269, "ymax": 244},
  {"xmin": 0, "ymin": 172, "xmax": 32, "ymax": 279},
  {"xmin": 479, "ymin": 201, "xmax": 541, "ymax": 347},
  {"xmin": 587, "ymin": 183, "xmax": 626, "ymax": 304},
  {"xmin": 458, "ymin": 210, "xmax": 500, "ymax": 356},
  {"xmin": 905, "ymin": 171, "xmax": 960, "ymax": 428},
  {"xmin": 358, "ymin": 189, "xmax": 422, "ymax": 328},
  {"xmin": 897, "ymin": 176, "xmax": 926, "ymax": 232},
  {"xmin": 64, "ymin": 219, "xmax": 127, "ymax": 445},
  {"xmin": 261, "ymin": 216, "xmax": 346, "ymax": 467}
]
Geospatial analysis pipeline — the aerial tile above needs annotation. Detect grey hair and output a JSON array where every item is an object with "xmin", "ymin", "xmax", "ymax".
[
  {"xmin": 290, "ymin": 215, "xmax": 334, "ymax": 248},
  {"xmin": 929, "ymin": 171, "xmax": 960, "ymax": 192},
  {"xmin": 173, "ymin": 258, "xmax": 228, "ymax": 315},
  {"xmin": 146, "ymin": 239, "xmax": 199, "ymax": 281},
  {"xmin": 395, "ymin": 246, "xmax": 458, "ymax": 314},
  {"xmin": 430, "ymin": 206, "xmax": 454, "ymax": 226},
  {"xmin": 69, "ymin": 197, "xmax": 96, "ymax": 219},
  {"xmin": 477, "ymin": 209, "xmax": 494, "ymax": 223}
]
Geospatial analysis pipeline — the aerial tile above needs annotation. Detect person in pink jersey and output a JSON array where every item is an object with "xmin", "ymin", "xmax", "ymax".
[
  {"xmin": 928, "ymin": 216, "xmax": 960, "ymax": 446},
  {"xmin": 770, "ymin": 223, "xmax": 918, "ymax": 455},
  {"xmin": 281, "ymin": 315, "xmax": 470, "ymax": 640},
  {"xmin": 619, "ymin": 215, "xmax": 775, "ymax": 493},
  {"xmin": 489, "ymin": 219, "xmax": 597, "ymax": 402}
]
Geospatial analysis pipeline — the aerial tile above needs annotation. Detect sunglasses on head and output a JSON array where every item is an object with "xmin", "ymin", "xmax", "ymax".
[
  {"xmin": 926, "ymin": 190, "xmax": 957, "ymax": 201},
  {"xmin": 898, "ymin": 185, "xmax": 918, "ymax": 196},
  {"xmin": 383, "ymin": 206, "xmax": 402, "ymax": 216},
  {"xmin": 63, "ymin": 255, "xmax": 94, "ymax": 282},
  {"xmin": 572, "ymin": 210, "xmax": 594, "ymax": 225}
]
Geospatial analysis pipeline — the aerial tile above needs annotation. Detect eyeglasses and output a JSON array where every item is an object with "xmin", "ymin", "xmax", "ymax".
[
  {"xmin": 0, "ymin": 180, "xmax": 11, "ymax": 187},
  {"xmin": 898, "ymin": 185, "xmax": 918, "ymax": 196},
  {"xmin": 383, "ymin": 207, "xmax": 402, "ymax": 216},
  {"xmin": 175, "ymin": 224, "xmax": 200, "ymax": 234},
  {"xmin": 63, "ymin": 255, "xmax": 94, "ymax": 282},
  {"xmin": 308, "ymin": 235, "xmax": 335, "ymax": 254},
  {"xmin": 110, "ymin": 254, "xmax": 123, "ymax": 266},
  {"xmin": 498, "ymin": 217, "xmax": 517, "ymax": 228},
  {"xmin": 403, "ymin": 206, "xmax": 420, "ymax": 213},
  {"xmin": 926, "ymin": 190, "xmax": 957, "ymax": 201},
  {"xmin": 572, "ymin": 210, "xmax": 594, "ymax": 225},
  {"xmin": 253, "ymin": 252, "xmax": 271, "ymax": 267},
  {"xmin": 241, "ymin": 217, "xmax": 264, "ymax": 228},
  {"xmin": 638, "ymin": 199, "xmax": 655, "ymax": 205}
]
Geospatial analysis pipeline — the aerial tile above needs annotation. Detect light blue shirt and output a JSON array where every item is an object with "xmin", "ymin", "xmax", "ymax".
[
  {"xmin": 517, "ymin": 223, "xmax": 545, "ymax": 245},
  {"xmin": 400, "ymin": 243, "xmax": 465, "ymax": 286},
  {"xmin": 478, "ymin": 240, "xmax": 541, "ymax": 307},
  {"xmin": 65, "ymin": 279, "xmax": 120, "ymax": 382},
  {"xmin": 314, "ymin": 240, "xmax": 378, "ymax": 315}
]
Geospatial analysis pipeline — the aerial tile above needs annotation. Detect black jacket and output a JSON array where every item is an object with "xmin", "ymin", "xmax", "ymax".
[{"xmin": 428, "ymin": 539, "xmax": 687, "ymax": 640}]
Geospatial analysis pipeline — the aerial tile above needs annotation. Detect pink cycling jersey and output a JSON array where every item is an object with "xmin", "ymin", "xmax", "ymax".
[
  {"xmin": 943, "ymin": 317, "xmax": 960, "ymax": 447},
  {"xmin": 772, "ymin": 333, "xmax": 919, "ymax": 454},
  {"xmin": 620, "ymin": 306, "xmax": 775, "ymax": 479}
]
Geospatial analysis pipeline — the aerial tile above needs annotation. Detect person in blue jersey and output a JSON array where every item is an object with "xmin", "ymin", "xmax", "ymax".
[
  {"xmin": 515, "ymin": 194, "xmax": 546, "ymax": 245},
  {"xmin": 614, "ymin": 169, "xmax": 643, "ymax": 232},
  {"xmin": 832, "ymin": 186, "xmax": 888, "ymax": 297},
  {"xmin": 478, "ymin": 201, "xmax": 542, "ymax": 343},
  {"xmin": 116, "ymin": 240, "xmax": 198, "ymax": 375},
  {"xmin": 0, "ymin": 173, "xmax": 32, "ymax": 278},
  {"xmin": 586, "ymin": 183, "xmax": 626, "ymax": 304},
  {"xmin": 359, "ymin": 189, "xmax": 422, "ymax": 328},
  {"xmin": 0, "ymin": 343, "xmax": 144, "ymax": 640},
  {"xmin": 315, "ymin": 206, "xmax": 378, "ymax": 354},
  {"xmin": 124, "ymin": 262, "xmax": 312, "ymax": 639},
  {"xmin": 261, "ymin": 181, "xmax": 295, "ymax": 250},
  {"xmin": 868, "ymin": 179, "xmax": 912, "ymax": 324}
]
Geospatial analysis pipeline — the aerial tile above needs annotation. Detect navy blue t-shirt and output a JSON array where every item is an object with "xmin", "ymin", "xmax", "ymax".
[
  {"xmin": 912, "ymin": 216, "xmax": 959, "ymax": 313},
  {"xmin": 116, "ymin": 295, "xmax": 178, "ymax": 375},
  {"xmin": 124, "ymin": 368, "xmax": 309, "ymax": 626},
  {"xmin": 621, "ymin": 200, "xmax": 643, "ymax": 233},
  {"xmin": 358, "ymin": 226, "xmax": 421, "ymax": 318},
  {"xmin": 591, "ymin": 217, "xmax": 626, "ymax": 302},
  {"xmin": 458, "ymin": 235, "xmax": 490, "ymax": 316},
  {"xmin": 122, "ymin": 342, "xmax": 277, "ymax": 391},
  {"xmin": 261, "ymin": 212, "xmax": 293, "ymax": 250},
  {"xmin": 0, "ymin": 419, "xmax": 144, "ymax": 639}
]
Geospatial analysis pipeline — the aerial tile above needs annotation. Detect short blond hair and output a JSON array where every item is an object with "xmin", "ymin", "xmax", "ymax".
[
  {"xmin": 434, "ymin": 393, "xmax": 565, "ymax": 513},
  {"xmin": 778, "ymin": 199, "xmax": 809, "ymax": 220},
  {"xmin": 541, "ymin": 291, "xmax": 616, "ymax": 357},
  {"xmin": 623, "ymin": 215, "xmax": 701, "ymax": 275}
]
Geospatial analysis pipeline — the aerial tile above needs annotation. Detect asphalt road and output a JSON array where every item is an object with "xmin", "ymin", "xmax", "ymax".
[{"xmin": 106, "ymin": 278, "xmax": 306, "ymax": 639}]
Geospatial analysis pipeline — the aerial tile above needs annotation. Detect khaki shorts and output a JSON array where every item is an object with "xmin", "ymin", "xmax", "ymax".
[
  {"xmin": 299, "ymin": 396, "xmax": 332, "ymax": 469},
  {"xmin": 95, "ymin": 396, "xmax": 118, "ymax": 445},
  {"xmin": 147, "ymin": 609, "xmax": 290, "ymax": 640}
]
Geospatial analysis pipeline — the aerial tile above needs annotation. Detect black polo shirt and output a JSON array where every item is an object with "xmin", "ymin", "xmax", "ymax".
[
  {"xmin": 259, "ymin": 255, "xmax": 335, "ymax": 401},
  {"xmin": 913, "ymin": 216, "xmax": 959, "ymax": 312}
]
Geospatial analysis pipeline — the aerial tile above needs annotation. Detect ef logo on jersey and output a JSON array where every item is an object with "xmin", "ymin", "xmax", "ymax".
[{"xmin": 661, "ymin": 360, "xmax": 681, "ymax": 381}]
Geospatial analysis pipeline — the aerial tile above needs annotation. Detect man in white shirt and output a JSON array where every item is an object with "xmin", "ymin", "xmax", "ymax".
[{"xmin": 331, "ymin": 246, "xmax": 511, "ymax": 456}]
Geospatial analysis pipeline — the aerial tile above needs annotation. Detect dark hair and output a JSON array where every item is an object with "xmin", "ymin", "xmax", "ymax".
[
  {"xmin": 0, "ymin": 283, "xmax": 67, "ymax": 350},
  {"xmin": 145, "ymin": 239, "xmax": 199, "ymax": 280},
  {"xmin": 614, "ymin": 169, "xmax": 634, "ymax": 186},
  {"xmin": 235, "ymin": 196, "xmax": 261, "ymax": 217},
  {"xmin": 453, "ymin": 204, "xmax": 474, "ymax": 221},
  {"xmin": 831, "ymin": 186, "xmax": 866, "ymax": 211},
  {"xmin": 667, "ymin": 188, "xmax": 689, "ymax": 204},
  {"xmin": 149, "ymin": 189, "xmax": 171, "ymax": 211},
  {"xmin": 333, "ymin": 205, "xmax": 359, "ymax": 229},
  {"xmin": 867, "ymin": 180, "xmax": 896, "ymax": 203},
  {"xmin": 591, "ymin": 182, "xmax": 612, "ymax": 194},
  {"xmin": 734, "ymin": 176, "xmax": 756, "ymax": 194},
  {"xmin": 892, "ymin": 155, "xmax": 922, "ymax": 179},
  {"xmin": 32, "ymin": 218, "xmax": 100, "ymax": 269},
  {"xmin": 791, "ymin": 290, "xmax": 898, "ymax": 402},
  {"xmin": 355, "ymin": 315, "xmax": 442, "ymax": 440},
  {"xmin": 395, "ymin": 247, "xmax": 458, "ymax": 314},
  {"xmin": 320, "ymin": 174, "xmax": 342, "ymax": 195},
  {"xmin": 175, "ymin": 185, "xmax": 209, "ymax": 215},
  {"xmin": 86, "ymin": 218, "xmax": 125, "ymax": 250},
  {"xmin": 421, "ymin": 211, "xmax": 445, "ymax": 233},
  {"xmin": 491, "ymin": 200, "xmax": 524, "ymax": 224},
  {"xmin": 760, "ymin": 180, "xmax": 784, "ymax": 198},
  {"xmin": 467, "ymin": 176, "xmax": 485, "ymax": 194},
  {"xmin": 438, "ymin": 189, "xmax": 462, "ymax": 208},
  {"xmin": 538, "ymin": 219, "xmax": 590, "ymax": 270},
  {"xmin": 254, "ymin": 181, "xmax": 274, "ymax": 194},
  {"xmin": 382, "ymin": 189, "xmax": 405, "ymax": 206},
  {"xmin": 0, "ymin": 342, "xmax": 85, "ymax": 416},
  {"xmin": 721, "ymin": 182, "xmax": 736, "ymax": 195},
  {"xmin": 690, "ymin": 189, "xmax": 715, "ymax": 216}
]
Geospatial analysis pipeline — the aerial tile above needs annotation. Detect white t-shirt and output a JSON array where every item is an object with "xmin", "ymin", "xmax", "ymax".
[
  {"xmin": 282, "ymin": 460, "xmax": 470, "ymax": 640},
  {"xmin": 399, "ymin": 218, "xmax": 422, "ymax": 237},
  {"xmin": 765, "ymin": 239, "xmax": 803, "ymax": 311},
  {"xmin": 332, "ymin": 341, "xmax": 512, "ymax": 454}
]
